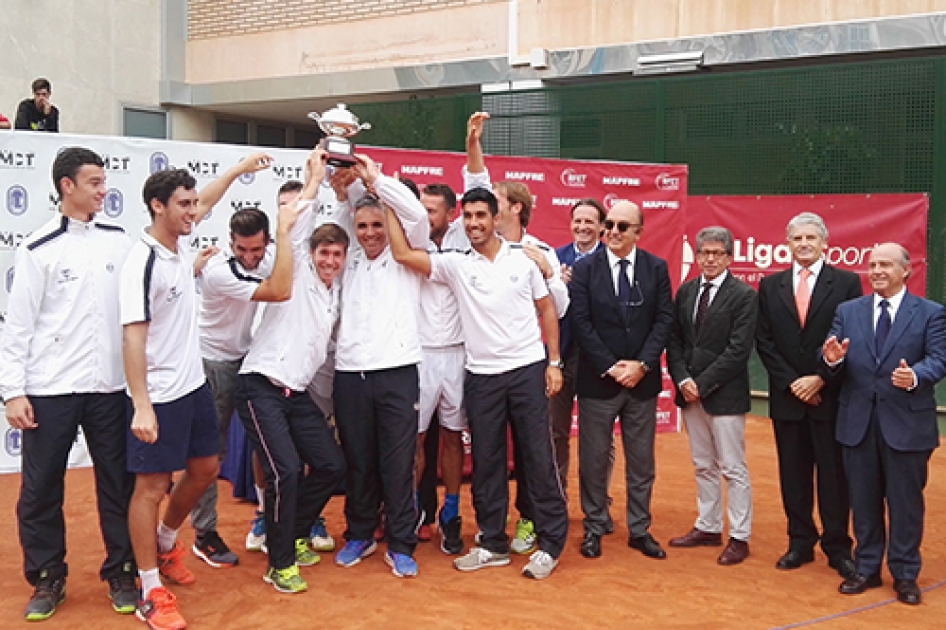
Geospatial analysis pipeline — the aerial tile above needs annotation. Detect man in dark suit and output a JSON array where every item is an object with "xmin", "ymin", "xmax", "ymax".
[
  {"xmin": 667, "ymin": 226, "xmax": 757, "ymax": 566},
  {"xmin": 570, "ymin": 200, "xmax": 673, "ymax": 559},
  {"xmin": 550, "ymin": 198, "xmax": 606, "ymax": 492},
  {"xmin": 821, "ymin": 242, "xmax": 946, "ymax": 605},
  {"xmin": 756, "ymin": 213, "xmax": 861, "ymax": 578}
]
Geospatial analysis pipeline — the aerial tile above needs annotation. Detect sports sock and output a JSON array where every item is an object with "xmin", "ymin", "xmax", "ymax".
[
  {"xmin": 139, "ymin": 568, "xmax": 162, "ymax": 600},
  {"xmin": 157, "ymin": 522, "xmax": 179, "ymax": 554},
  {"xmin": 440, "ymin": 493, "xmax": 459, "ymax": 524},
  {"xmin": 256, "ymin": 485, "xmax": 266, "ymax": 512}
]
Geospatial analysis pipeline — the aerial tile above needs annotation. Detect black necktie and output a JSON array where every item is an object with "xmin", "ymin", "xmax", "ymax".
[
  {"xmin": 875, "ymin": 299, "xmax": 891, "ymax": 355},
  {"xmin": 617, "ymin": 259, "xmax": 632, "ymax": 318},
  {"xmin": 694, "ymin": 282, "xmax": 713, "ymax": 333}
]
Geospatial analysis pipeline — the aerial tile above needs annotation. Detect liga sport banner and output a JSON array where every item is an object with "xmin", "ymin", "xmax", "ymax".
[
  {"xmin": 686, "ymin": 195, "xmax": 928, "ymax": 294},
  {"xmin": 0, "ymin": 132, "xmax": 687, "ymax": 473}
]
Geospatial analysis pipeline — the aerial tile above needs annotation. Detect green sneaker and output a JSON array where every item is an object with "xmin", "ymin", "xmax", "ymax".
[
  {"xmin": 295, "ymin": 539, "xmax": 321, "ymax": 567},
  {"xmin": 263, "ymin": 565, "xmax": 308, "ymax": 594},
  {"xmin": 510, "ymin": 518, "xmax": 536, "ymax": 554}
]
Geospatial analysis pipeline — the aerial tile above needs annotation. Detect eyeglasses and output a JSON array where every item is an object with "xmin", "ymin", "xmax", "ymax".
[
  {"xmin": 697, "ymin": 249, "xmax": 729, "ymax": 259},
  {"xmin": 604, "ymin": 220, "xmax": 641, "ymax": 233},
  {"xmin": 620, "ymin": 281, "xmax": 645, "ymax": 308}
]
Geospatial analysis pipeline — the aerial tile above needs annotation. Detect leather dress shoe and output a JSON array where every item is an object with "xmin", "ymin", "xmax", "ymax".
[
  {"xmin": 668, "ymin": 528, "xmax": 723, "ymax": 548},
  {"xmin": 828, "ymin": 555, "xmax": 857, "ymax": 580},
  {"xmin": 628, "ymin": 534, "xmax": 667, "ymax": 559},
  {"xmin": 776, "ymin": 549, "xmax": 815, "ymax": 570},
  {"xmin": 839, "ymin": 572, "xmax": 882, "ymax": 595},
  {"xmin": 580, "ymin": 532, "xmax": 602, "ymax": 558},
  {"xmin": 893, "ymin": 579, "xmax": 921, "ymax": 605},
  {"xmin": 717, "ymin": 538, "xmax": 750, "ymax": 565}
]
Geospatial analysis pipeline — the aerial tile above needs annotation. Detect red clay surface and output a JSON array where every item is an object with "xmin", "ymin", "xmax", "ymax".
[{"xmin": 2, "ymin": 416, "xmax": 945, "ymax": 629}]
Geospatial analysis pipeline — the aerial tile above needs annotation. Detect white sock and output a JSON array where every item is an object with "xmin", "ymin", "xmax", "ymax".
[
  {"xmin": 256, "ymin": 486, "xmax": 266, "ymax": 512},
  {"xmin": 156, "ymin": 522, "xmax": 178, "ymax": 554},
  {"xmin": 139, "ymin": 568, "xmax": 162, "ymax": 600}
]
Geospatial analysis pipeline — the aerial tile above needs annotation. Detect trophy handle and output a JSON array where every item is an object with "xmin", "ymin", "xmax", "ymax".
[
  {"xmin": 307, "ymin": 112, "xmax": 323, "ymax": 123},
  {"xmin": 358, "ymin": 122, "xmax": 372, "ymax": 131}
]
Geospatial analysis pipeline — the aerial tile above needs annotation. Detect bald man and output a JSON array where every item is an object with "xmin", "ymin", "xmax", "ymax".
[{"xmin": 569, "ymin": 201, "xmax": 674, "ymax": 560}]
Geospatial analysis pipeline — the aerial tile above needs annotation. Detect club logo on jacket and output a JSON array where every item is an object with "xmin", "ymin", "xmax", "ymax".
[{"xmin": 166, "ymin": 286, "xmax": 183, "ymax": 303}]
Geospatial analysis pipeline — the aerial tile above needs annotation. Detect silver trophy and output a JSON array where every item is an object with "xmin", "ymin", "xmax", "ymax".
[{"xmin": 307, "ymin": 103, "xmax": 372, "ymax": 167}]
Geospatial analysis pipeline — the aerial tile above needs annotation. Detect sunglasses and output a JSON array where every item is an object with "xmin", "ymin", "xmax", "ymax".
[{"xmin": 604, "ymin": 220, "xmax": 640, "ymax": 233}]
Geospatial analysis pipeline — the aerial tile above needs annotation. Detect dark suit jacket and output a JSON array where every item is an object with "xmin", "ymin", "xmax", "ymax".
[
  {"xmin": 820, "ymin": 292, "xmax": 946, "ymax": 451},
  {"xmin": 667, "ymin": 272, "xmax": 758, "ymax": 415},
  {"xmin": 556, "ymin": 241, "xmax": 601, "ymax": 356},
  {"xmin": 756, "ymin": 265, "xmax": 862, "ymax": 421},
  {"xmin": 569, "ymin": 246, "xmax": 673, "ymax": 400}
]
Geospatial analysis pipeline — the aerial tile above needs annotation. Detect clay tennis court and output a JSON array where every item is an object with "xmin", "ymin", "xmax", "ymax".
[{"xmin": 2, "ymin": 416, "xmax": 944, "ymax": 628}]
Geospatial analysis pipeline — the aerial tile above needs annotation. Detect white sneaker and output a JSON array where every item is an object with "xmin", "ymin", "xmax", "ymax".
[
  {"xmin": 246, "ymin": 510, "xmax": 267, "ymax": 552},
  {"xmin": 522, "ymin": 550, "xmax": 558, "ymax": 580},
  {"xmin": 453, "ymin": 547, "xmax": 511, "ymax": 572},
  {"xmin": 309, "ymin": 518, "xmax": 335, "ymax": 552}
]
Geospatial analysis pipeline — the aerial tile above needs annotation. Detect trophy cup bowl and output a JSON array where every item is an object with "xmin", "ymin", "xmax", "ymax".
[{"xmin": 308, "ymin": 103, "xmax": 372, "ymax": 167}]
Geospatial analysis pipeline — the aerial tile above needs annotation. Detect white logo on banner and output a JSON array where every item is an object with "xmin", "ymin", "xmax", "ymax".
[
  {"xmin": 642, "ymin": 200, "xmax": 679, "ymax": 210},
  {"xmin": 602, "ymin": 176, "xmax": 640, "ymax": 186},
  {"xmin": 655, "ymin": 173, "xmax": 681, "ymax": 191},
  {"xmin": 603, "ymin": 193, "xmax": 626, "ymax": 209},
  {"xmin": 505, "ymin": 171, "xmax": 545, "ymax": 182},
  {"xmin": 400, "ymin": 165, "xmax": 444, "ymax": 177},
  {"xmin": 6, "ymin": 185, "xmax": 28, "ymax": 216},
  {"xmin": 104, "ymin": 188, "xmax": 123, "ymax": 218},
  {"xmin": 560, "ymin": 168, "xmax": 587, "ymax": 188}
]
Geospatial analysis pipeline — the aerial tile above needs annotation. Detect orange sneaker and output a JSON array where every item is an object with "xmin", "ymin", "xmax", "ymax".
[
  {"xmin": 157, "ymin": 542, "xmax": 195, "ymax": 585},
  {"xmin": 136, "ymin": 587, "xmax": 187, "ymax": 630}
]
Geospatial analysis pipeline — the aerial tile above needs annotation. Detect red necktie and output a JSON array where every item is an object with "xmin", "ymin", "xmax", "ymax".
[{"xmin": 796, "ymin": 268, "xmax": 812, "ymax": 326}]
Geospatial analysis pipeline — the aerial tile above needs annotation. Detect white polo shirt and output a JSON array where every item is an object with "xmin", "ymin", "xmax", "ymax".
[
  {"xmin": 240, "ymin": 199, "xmax": 339, "ymax": 391},
  {"xmin": 120, "ymin": 230, "xmax": 204, "ymax": 404},
  {"xmin": 198, "ymin": 245, "xmax": 275, "ymax": 362},
  {"xmin": 335, "ymin": 175, "xmax": 430, "ymax": 372},
  {"xmin": 420, "ymin": 217, "xmax": 468, "ymax": 349},
  {"xmin": 0, "ymin": 214, "xmax": 131, "ymax": 400},
  {"xmin": 429, "ymin": 238, "xmax": 549, "ymax": 375},
  {"xmin": 461, "ymin": 166, "xmax": 568, "ymax": 318}
]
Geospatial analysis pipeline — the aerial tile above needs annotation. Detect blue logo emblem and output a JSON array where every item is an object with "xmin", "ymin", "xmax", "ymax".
[
  {"xmin": 6, "ymin": 185, "xmax": 28, "ymax": 216},
  {"xmin": 5, "ymin": 267, "xmax": 14, "ymax": 293},
  {"xmin": 104, "ymin": 188, "xmax": 123, "ymax": 218},
  {"xmin": 4, "ymin": 427, "xmax": 21, "ymax": 457},
  {"xmin": 149, "ymin": 152, "xmax": 170, "ymax": 174},
  {"xmin": 239, "ymin": 171, "xmax": 255, "ymax": 185}
]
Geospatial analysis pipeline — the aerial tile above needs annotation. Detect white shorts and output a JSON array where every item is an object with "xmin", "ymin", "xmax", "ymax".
[{"xmin": 418, "ymin": 345, "xmax": 467, "ymax": 433}]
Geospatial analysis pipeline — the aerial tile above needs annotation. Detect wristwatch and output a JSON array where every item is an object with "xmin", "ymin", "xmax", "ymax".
[
  {"xmin": 639, "ymin": 361, "xmax": 652, "ymax": 373},
  {"xmin": 548, "ymin": 359, "xmax": 564, "ymax": 369}
]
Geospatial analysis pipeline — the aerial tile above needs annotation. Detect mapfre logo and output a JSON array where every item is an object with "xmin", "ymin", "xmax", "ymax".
[
  {"xmin": 400, "ymin": 165, "xmax": 444, "ymax": 177},
  {"xmin": 641, "ymin": 200, "xmax": 680, "ymax": 210},
  {"xmin": 551, "ymin": 197, "xmax": 581, "ymax": 207},
  {"xmin": 655, "ymin": 173, "xmax": 681, "ymax": 191},
  {"xmin": 6, "ymin": 185, "xmax": 28, "ymax": 216},
  {"xmin": 104, "ymin": 188, "xmax": 123, "ymax": 218},
  {"xmin": 0, "ymin": 149, "xmax": 37, "ymax": 169},
  {"xmin": 560, "ymin": 168, "xmax": 587, "ymax": 188},
  {"xmin": 602, "ymin": 176, "xmax": 640, "ymax": 187},
  {"xmin": 505, "ymin": 171, "xmax": 545, "ymax": 182}
]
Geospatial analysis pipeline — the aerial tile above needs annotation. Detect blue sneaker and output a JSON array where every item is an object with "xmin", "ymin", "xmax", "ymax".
[
  {"xmin": 384, "ymin": 551, "xmax": 418, "ymax": 578},
  {"xmin": 335, "ymin": 540, "xmax": 377, "ymax": 567},
  {"xmin": 246, "ymin": 510, "xmax": 266, "ymax": 552}
]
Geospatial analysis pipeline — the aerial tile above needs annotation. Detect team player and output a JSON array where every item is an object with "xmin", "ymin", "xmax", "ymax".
[
  {"xmin": 190, "ymin": 152, "xmax": 279, "ymax": 568},
  {"xmin": 463, "ymin": 111, "xmax": 569, "ymax": 554},
  {"xmin": 332, "ymin": 155, "xmax": 429, "ymax": 578},
  {"xmin": 236, "ymin": 147, "xmax": 347, "ymax": 594},
  {"xmin": 386, "ymin": 185, "xmax": 569, "ymax": 580},
  {"xmin": 120, "ymin": 168, "xmax": 221, "ymax": 630},
  {"xmin": 414, "ymin": 182, "xmax": 467, "ymax": 554},
  {"xmin": 0, "ymin": 147, "xmax": 137, "ymax": 620}
]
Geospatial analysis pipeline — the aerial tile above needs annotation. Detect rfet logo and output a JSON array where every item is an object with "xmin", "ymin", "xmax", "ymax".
[
  {"xmin": 6, "ymin": 266, "xmax": 14, "ymax": 293},
  {"xmin": 149, "ymin": 152, "xmax": 170, "ymax": 174},
  {"xmin": 603, "ymin": 193, "xmax": 627, "ymax": 210},
  {"xmin": 104, "ymin": 188, "xmax": 123, "ymax": 218},
  {"xmin": 655, "ymin": 172, "xmax": 681, "ymax": 191},
  {"xmin": 6, "ymin": 185, "xmax": 28, "ymax": 216},
  {"xmin": 560, "ymin": 168, "xmax": 587, "ymax": 188},
  {"xmin": 4, "ymin": 427, "xmax": 22, "ymax": 458}
]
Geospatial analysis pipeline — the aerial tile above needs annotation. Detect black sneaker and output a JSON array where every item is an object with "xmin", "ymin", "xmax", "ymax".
[
  {"xmin": 107, "ymin": 564, "xmax": 139, "ymax": 615},
  {"xmin": 24, "ymin": 571, "xmax": 66, "ymax": 621},
  {"xmin": 192, "ymin": 530, "xmax": 239, "ymax": 568},
  {"xmin": 440, "ymin": 515, "xmax": 464, "ymax": 555}
]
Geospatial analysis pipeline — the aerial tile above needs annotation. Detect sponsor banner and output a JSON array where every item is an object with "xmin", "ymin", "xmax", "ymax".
[
  {"xmin": 686, "ymin": 195, "xmax": 928, "ymax": 294},
  {"xmin": 0, "ymin": 133, "xmax": 687, "ymax": 473}
]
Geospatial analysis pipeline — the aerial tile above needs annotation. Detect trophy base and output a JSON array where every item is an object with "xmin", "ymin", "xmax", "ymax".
[{"xmin": 327, "ymin": 152, "xmax": 358, "ymax": 168}]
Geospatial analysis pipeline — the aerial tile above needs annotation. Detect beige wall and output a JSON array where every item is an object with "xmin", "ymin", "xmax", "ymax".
[
  {"xmin": 185, "ymin": 2, "xmax": 507, "ymax": 83},
  {"xmin": 0, "ymin": 0, "xmax": 162, "ymax": 136},
  {"xmin": 516, "ymin": 0, "xmax": 946, "ymax": 53}
]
